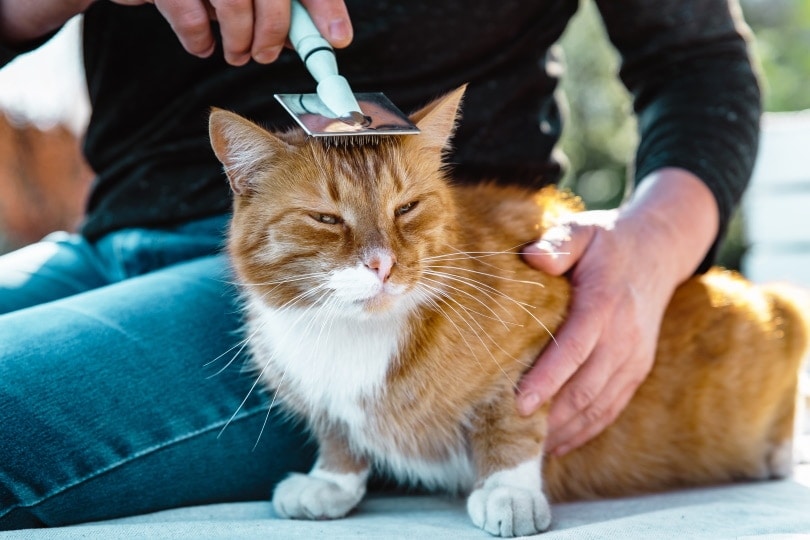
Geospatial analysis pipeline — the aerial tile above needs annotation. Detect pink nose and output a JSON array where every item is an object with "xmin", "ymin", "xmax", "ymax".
[{"xmin": 365, "ymin": 252, "xmax": 396, "ymax": 283}]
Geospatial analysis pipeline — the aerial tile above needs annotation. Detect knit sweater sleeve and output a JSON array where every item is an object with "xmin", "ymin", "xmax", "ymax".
[{"xmin": 594, "ymin": 0, "xmax": 761, "ymax": 271}]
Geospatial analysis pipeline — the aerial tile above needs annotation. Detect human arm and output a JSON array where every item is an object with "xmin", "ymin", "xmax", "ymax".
[
  {"xmin": 0, "ymin": 0, "xmax": 353, "ymax": 67},
  {"xmin": 516, "ymin": 0, "xmax": 761, "ymax": 453},
  {"xmin": 107, "ymin": 0, "xmax": 352, "ymax": 66},
  {"xmin": 519, "ymin": 168, "xmax": 718, "ymax": 454},
  {"xmin": 0, "ymin": 0, "xmax": 93, "ymax": 47}
]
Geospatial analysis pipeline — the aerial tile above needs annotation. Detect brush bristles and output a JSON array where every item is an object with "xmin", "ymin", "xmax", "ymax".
[{"xmin": 314, "ymin": 135, "xmax": 386, "ymax": 147}]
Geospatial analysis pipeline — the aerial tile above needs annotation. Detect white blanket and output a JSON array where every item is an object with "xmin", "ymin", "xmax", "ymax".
[{"xmin": 3, "ymin": 476, "xmax": 809, "ymax": 540}]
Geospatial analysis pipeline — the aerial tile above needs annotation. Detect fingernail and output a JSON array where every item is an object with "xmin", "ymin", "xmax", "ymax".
[
  {"xmin": 328, "ymin": 19, "xmax": 352, "ymax": 44},
  {"xmin": 233, "ymin": 53, "xmax": 252, "ymax": 66},
  {"xmin": 254, "ymin": 46, "xmax": 282, "ymax": 64},
  {"xmin": 518, "ymin": 392, "xmax": 541, "ymax": 416},
  {"xmin": 197, "ymin": 43, "xmax": 216, "ymax": 59}
]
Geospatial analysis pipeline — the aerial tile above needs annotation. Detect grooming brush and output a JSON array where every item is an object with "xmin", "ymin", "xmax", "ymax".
[{"xmin": 275, "ymin": 0, "xmax": 420, "ymax": 137}]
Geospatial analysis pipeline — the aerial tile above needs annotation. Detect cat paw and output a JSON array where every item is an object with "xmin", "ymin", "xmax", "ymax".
[
  {"xmin": 467, "ymin": 485, "xmax": 551, "ymax": 537},
  {"xmin": 767, "ymin": 439, "xmax": 794, "ymax": 478},
  {"xmin": 272, "ymin": 472, "xmax": 365, "ymax": 520}
]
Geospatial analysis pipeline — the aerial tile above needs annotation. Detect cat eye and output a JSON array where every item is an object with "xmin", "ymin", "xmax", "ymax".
[
  {"xmin": 312, "ymin": 213, "xmax": 343, "ymax": 225},
  {"xmin": 395, "ymin": 201, "xmax": 418, "ymax": 217}
]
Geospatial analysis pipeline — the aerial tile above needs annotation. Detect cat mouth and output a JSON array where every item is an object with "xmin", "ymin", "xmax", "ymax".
[
  {"xmin": 324, "ymin": 267, "xmax": 409, "ymax": 314},
  {"xmin": 355, "ymin": 284, "xmax": 408, "ymax": 313}
]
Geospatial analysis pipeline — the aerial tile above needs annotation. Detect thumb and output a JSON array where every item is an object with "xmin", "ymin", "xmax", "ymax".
[
  {"xmin": 521, "ymin": 224, "xmax": 592, "ymax": 276},
  {"xmin": 301, "ymin": 0, "xmax": 354, "ymax": 48}
]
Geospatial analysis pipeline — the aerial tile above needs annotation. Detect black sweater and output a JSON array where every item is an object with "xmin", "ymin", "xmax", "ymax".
[{"xmin": 1, "ymin": 0, "xmax": 760, "ymax": 269}]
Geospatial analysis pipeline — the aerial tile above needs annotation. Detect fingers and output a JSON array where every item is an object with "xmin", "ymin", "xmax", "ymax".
[
  {"xmin": 522, "ymin": 223, "xmax": 592, "ymax": 276},
  {"xmin": 251, "ymin": 0, "xmax": 290, "ymax": 63},
  {"xmin": 518, "ymin": 208, "xmax": 657, "ymax": 455},
  {"xmin": 519, "ymin": 296, "xmax": 648, "ymax": 456},
  {"xmin": 516, "ymin": 296, "xmax": 602, "ymax": 416},
  {"xmin": 522, "ymin": 278, "xmax": 654, "ymax": 455},
  {"xmin": 240, "ymin": 0, "xmax": 353, "ymax": 64},
  {"xmin": 210, "ymin": 0, "xmax": 255, "ymax": 65},
  {"xmin": 155, "ymin": 0, "xmax": 217, "ymax": 58},
  {"xmin": 154, "ymin": 0, "xmax": 352, "ymax": 66},
  {"xmin": 300, "ymin": 0, "xmax": 353, "ymax": 48},
  {"xmin": 522, "ymin": 210, "xmax": 618, "ymax": 276},
  {"xmin": 543, "ymin": 334, "xmax": 642, "ymax": 455}
]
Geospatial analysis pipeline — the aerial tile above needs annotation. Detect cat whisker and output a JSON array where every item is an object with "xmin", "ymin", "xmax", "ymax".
[
  {"xmin": 424, "ymin": 267, "xmax": 539, "ymax": 310},
  {"xmin": 220, "ymin": 285, "xmax": 333, "ymax": 441},
  {"xmin": 423, "ymin": 268, "xmax": 557, "ymax": 346},
  {"xmin": 253, "ymin": 367, "xmax": 288, "ymax": 452},
  {"xmin": 420, "ymin": 277, "xmax": 532, "ymax": 369},
  {"xmin": 256, "ymin": 280, "xmax": 330, "ymax": 313},
  {"xmin": 249, "ymin": 287, "xmax": 343, "ymax": 448},
  {"xmin": 416, "ymin": 282, "xmax": 524, "ymax": 388},
  {"xmin": 429, "ymin": 264, "xmax": 546, "ymax": 289},
  {"xmin": 205, "ymin": 329, "xmax": 258, "ymax": 378},
  {"xmin": 413, "ymin": 283, "xmax": 491, "ymax": 375},
  {"xmin": 302, "ymin": 293, "xmax": 343, "ymax": 360},
  {"xmin": 424, "ymin": 244, "xmax": 529, "ymax": 274},
  {"xmin": 421, "ymin": 274, "xmax": 518, "ymax": 330},
  {"xmin": 423, "ymin": 267, "xmax": 537, "ymax": 317},
  {"xmin": 227, "ymin": 271, "xmax": 331, "ymax": 288},
  {"xmin": 218, "ymin": 354, "xmax": 275, "ymax": 440},
  {"xmin": 426, "ymin": 242, "xmax": 529, "ymax": 261}
]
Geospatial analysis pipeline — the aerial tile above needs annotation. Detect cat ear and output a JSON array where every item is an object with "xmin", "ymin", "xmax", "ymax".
[
  {"xmin": 209, "ymin": 108, "xmax": 292, "ymax": 195},
  {"xmin": 408, "ymin": 85, "xmax": 467, "ymax": 152}
]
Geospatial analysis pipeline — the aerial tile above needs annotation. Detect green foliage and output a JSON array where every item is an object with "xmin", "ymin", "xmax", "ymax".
[
  {"xmin": 556, "ymin": 0, "xmax": 809, "ymax": 269},
  {"xmin": 741, "ymin": 0, "xmax": 810, "ymax": 112},
  {"xmin": 556, "ymin": 1, "xmax": 635, "ymax": 210}
]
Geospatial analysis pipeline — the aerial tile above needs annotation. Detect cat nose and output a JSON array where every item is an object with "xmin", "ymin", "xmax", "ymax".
[{"xmin": 365, "ymin": 252, "xmax": 397, "ymax": 283}]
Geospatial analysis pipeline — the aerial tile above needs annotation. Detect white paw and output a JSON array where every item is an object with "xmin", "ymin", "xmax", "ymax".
[
  {"xmin": 767, "ymin": 439, "xmax": 795, "ymax": 479},
  {"xmin": 467, "ymin": 485, "xmax": 551, "ymax": 537},
  {"xmin": 272, "ymin": 472, "xmax": 365, "ymax": 520}
]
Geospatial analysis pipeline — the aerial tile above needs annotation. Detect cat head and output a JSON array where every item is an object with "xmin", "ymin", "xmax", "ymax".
[{"xmin": 209, "ymin": 86, "xmax": 466, "ymax": 318}]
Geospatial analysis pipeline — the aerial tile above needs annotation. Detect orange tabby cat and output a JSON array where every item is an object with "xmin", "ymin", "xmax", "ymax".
[{"xmin": 209, "ymin": 87, "xmax": 809, "ymax": 537}]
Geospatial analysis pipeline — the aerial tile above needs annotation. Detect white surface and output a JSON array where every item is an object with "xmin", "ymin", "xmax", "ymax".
[
  {"xmin": 742, "ymin": 110, "xmax": 810, "ymax": 287},
  {"xmin": 0, "ymin": 17, "xmax": 89, "ymax": 133},
  {"xmin": 2, "ymin": 480, "xmax": 810, "ymax": 539}
]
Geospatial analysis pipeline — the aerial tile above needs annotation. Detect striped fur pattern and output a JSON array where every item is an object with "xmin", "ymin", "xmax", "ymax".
[{"xmin": 209, "ymin": 87, "xmax": 809, "ymax": 537}]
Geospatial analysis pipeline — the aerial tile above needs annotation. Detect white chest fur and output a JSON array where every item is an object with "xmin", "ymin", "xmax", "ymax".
[
  {"xmin": 244, "ymin": 286, "xmax": 475, "ymax": 492},
  {"xmin": 245, "ymin": 292, "xmax": 406, "ymax": 430}
]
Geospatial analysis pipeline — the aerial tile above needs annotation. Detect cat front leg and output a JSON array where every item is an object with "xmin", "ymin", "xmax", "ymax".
[
  {"xmin": 272, "ymin": 428, "xmax": 369, "ymax": 520},
  {"xmin": 467, "ymin": 400, "xmax": 551, "ymax": 537},
  {"xmin": 467, "ymin": 454, "xmax": 549, "ymax": 537}
]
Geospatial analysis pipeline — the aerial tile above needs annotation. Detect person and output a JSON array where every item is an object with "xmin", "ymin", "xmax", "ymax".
[{"xmin": 0, "ymin": 0, "xmax": 760, "ymax": 529}]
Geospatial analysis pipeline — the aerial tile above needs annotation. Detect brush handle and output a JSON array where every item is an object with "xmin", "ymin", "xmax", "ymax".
[{"xmin": 288, "ymin": 0, "xmax": 362, "ymax": 120}]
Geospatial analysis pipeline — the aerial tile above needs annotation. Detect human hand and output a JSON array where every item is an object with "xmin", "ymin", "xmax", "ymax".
[
  {"xmin": 0, "ymin": 0, "xmax": 96, "ymax": 45},
  {"xmin": 108, "ymin": 0, "xmax": 353, "ymax": 66},
  {"xmin": 517, "ymin": 169, "xmax": 720, "ymax": 456}
]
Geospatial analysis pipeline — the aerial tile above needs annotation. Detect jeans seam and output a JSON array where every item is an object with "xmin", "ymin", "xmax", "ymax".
[{"xmin": 0, "ymin": 405, "xmax": 267, "ymax": 519}]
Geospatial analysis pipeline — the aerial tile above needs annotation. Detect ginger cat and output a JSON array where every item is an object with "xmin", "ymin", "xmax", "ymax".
[{"xmin": 208, "ymin": 87, "xmax": 809, "ymax": 537}]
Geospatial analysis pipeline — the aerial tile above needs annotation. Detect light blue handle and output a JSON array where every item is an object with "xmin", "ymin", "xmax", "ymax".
[
  {"xmin": 288, "ymin": 0, "xmax": 361, "ymax": 119},
  {"xmin": 288, "ymin": 0, "xmax": 330, "ymax": 67}
]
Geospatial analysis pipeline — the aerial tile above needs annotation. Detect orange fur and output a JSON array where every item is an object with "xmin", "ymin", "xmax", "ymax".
[{"xmin": 209, "ymin": 87, "xmax": 809, "ymax": 534}]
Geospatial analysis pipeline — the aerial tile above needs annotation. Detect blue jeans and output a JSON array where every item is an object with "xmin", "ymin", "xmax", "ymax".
[{"xmin": 0, "ymin": 216, "xmax": 316, "ymax": 530}]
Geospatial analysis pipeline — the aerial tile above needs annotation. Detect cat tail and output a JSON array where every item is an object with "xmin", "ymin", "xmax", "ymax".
[
  {"xmin": 760, "ymin": 282, "xmax": 810, "ymax": 477},
  {"xmin": 761, "ymin": 282, "xmax": 810, "ymax": 371}
]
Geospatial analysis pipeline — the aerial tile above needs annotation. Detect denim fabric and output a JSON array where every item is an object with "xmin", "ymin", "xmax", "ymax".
[{"xmin": 0, "ymin": 217, "xmax": 316, "ymax": 530}]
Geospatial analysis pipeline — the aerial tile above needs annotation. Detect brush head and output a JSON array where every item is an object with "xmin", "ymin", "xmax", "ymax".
[{"xmin": 275, "ymin": 92, "xmax": 420, "ymax": 138}]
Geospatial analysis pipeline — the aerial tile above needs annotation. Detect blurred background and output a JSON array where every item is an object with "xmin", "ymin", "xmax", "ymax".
[
  {"xmin": 0, "ymin": 0, "xmax": 808, "ymax": 271},
  {"xmin": 555, "ymin": 0, "xmax": 810, "ymax": 280}
]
